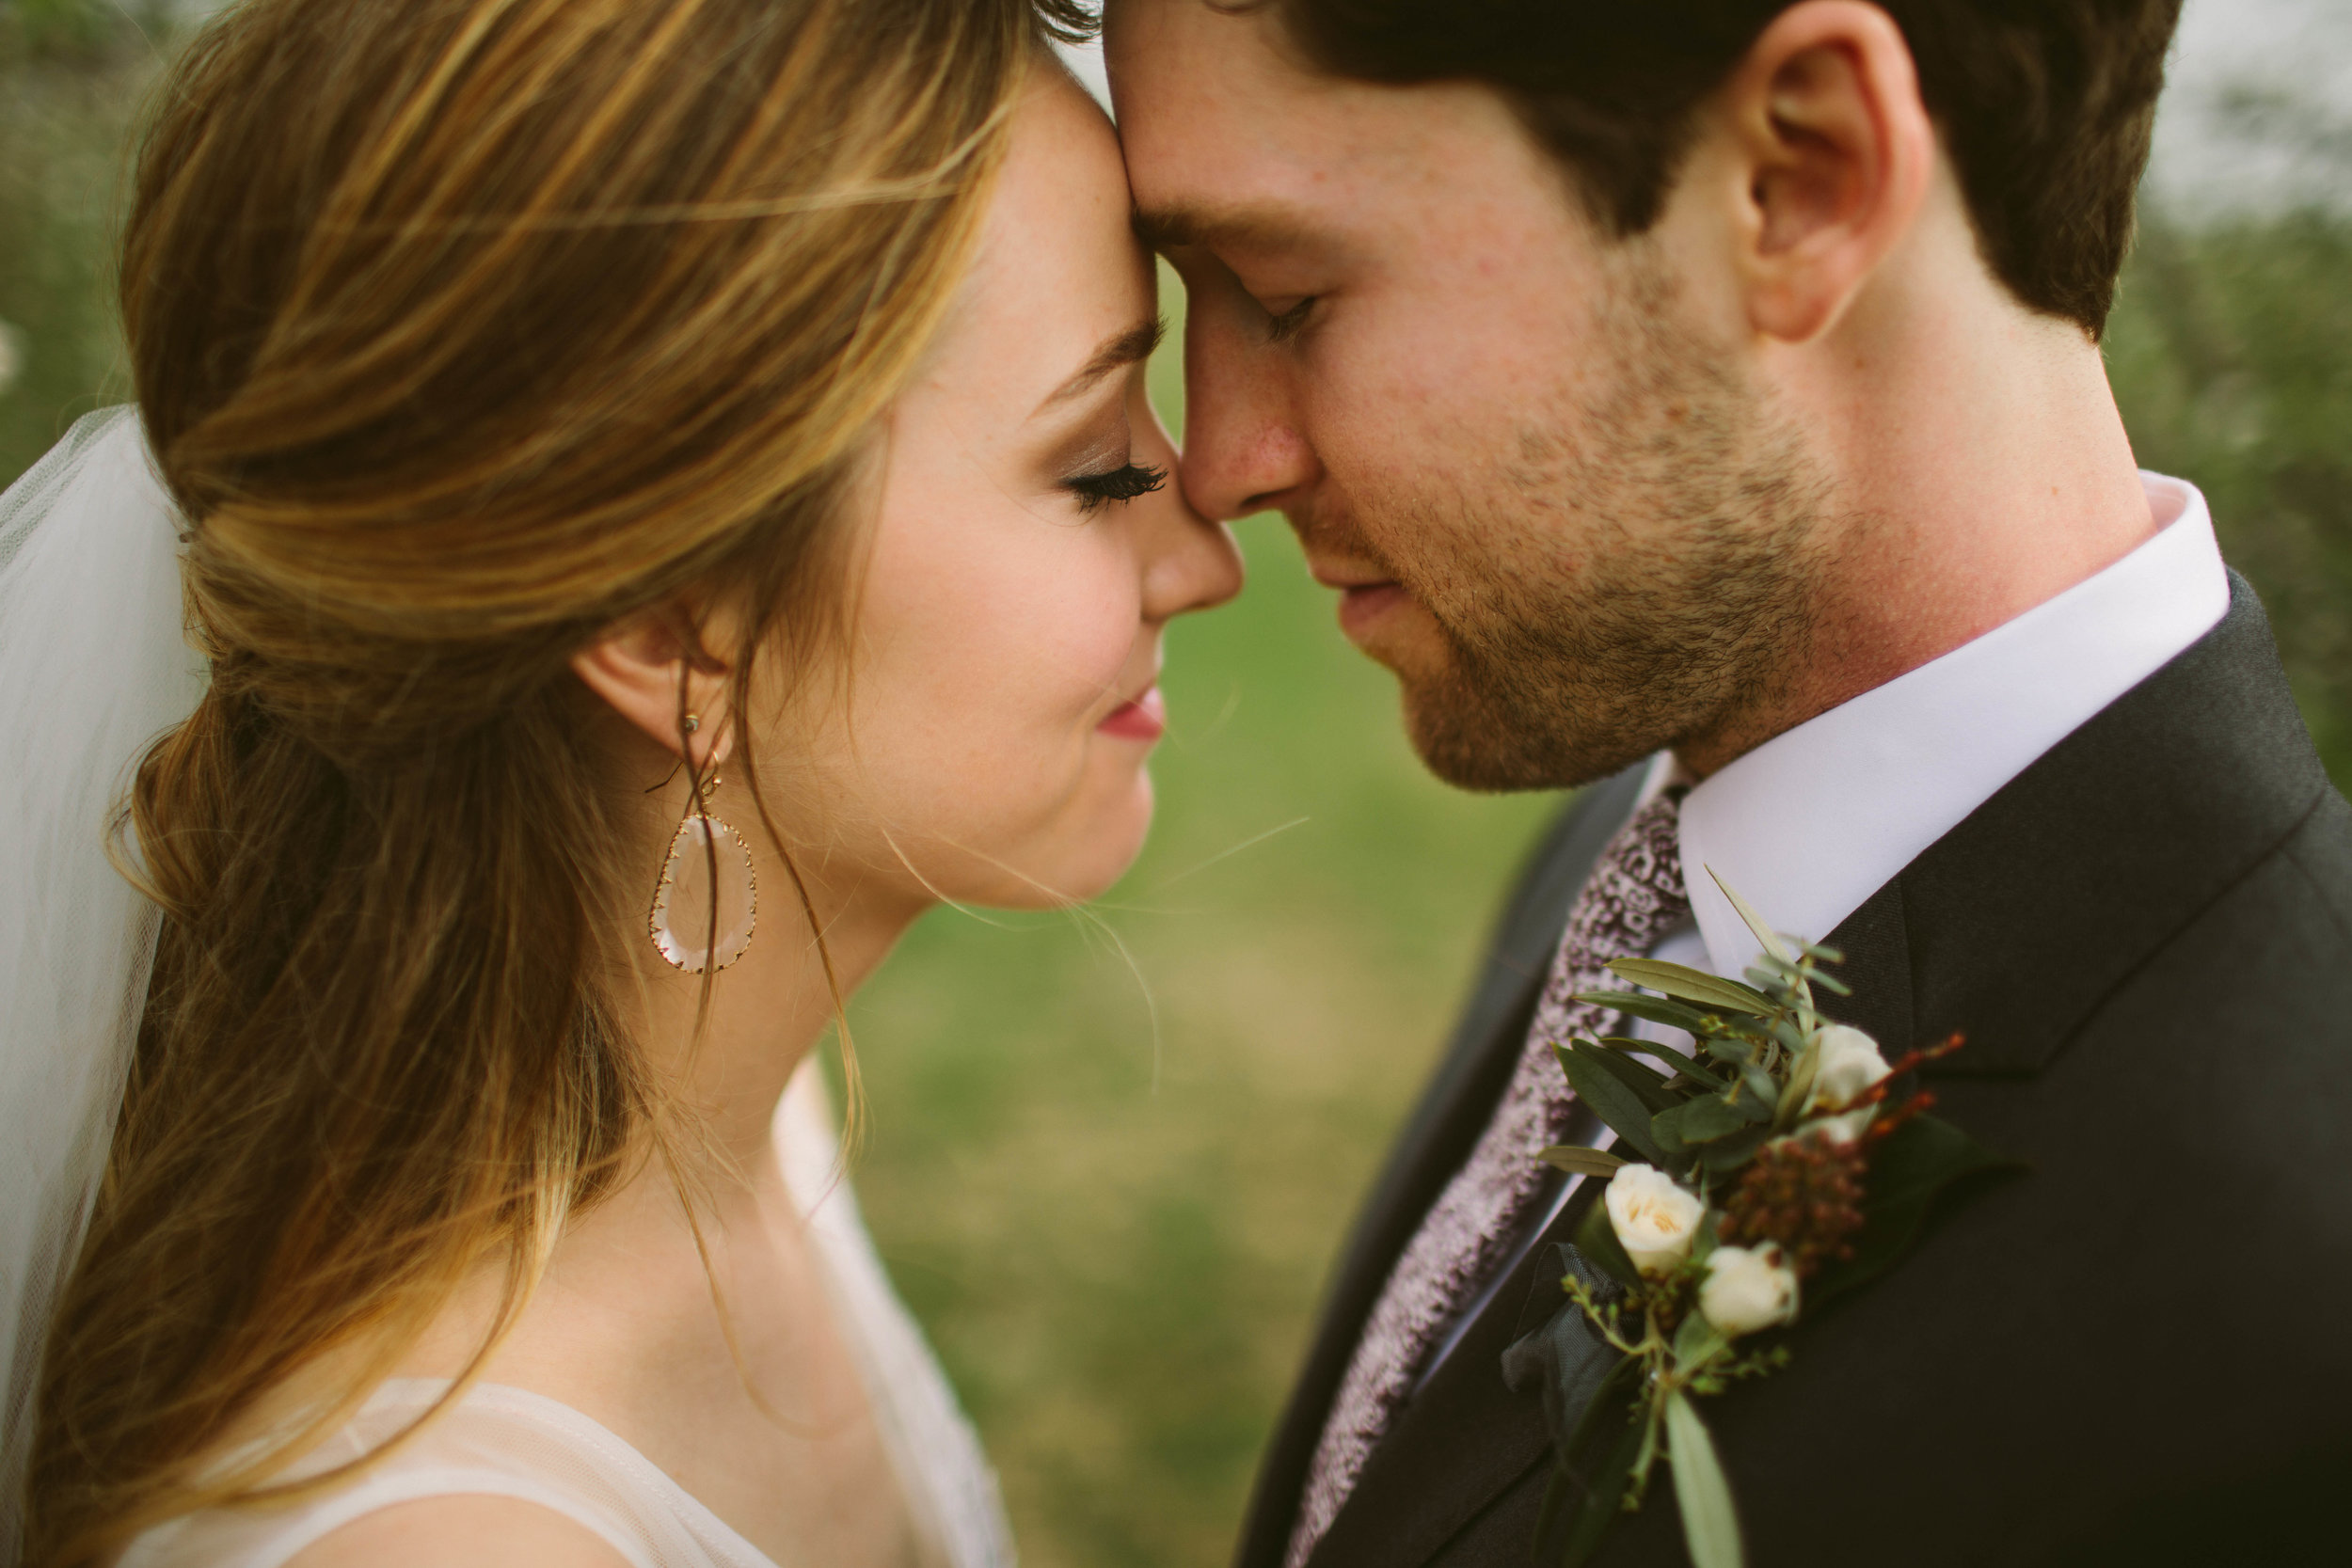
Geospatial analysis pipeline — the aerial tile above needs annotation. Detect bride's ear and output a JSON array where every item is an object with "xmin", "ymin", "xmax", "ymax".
[{"xmin": 571, "ymin": 606, "xmax": 737, "ymax": 768}]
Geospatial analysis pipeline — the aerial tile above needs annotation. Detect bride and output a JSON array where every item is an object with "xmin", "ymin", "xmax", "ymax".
[{"xmin": 0, "ymin": 0, "xmax": 1241, "ymax": 1562}]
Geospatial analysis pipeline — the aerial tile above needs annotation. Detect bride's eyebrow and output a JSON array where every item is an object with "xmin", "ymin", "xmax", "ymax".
[{"xmin": 1033, "ymin": 316, "xmax": 1165, "ymax": 417}]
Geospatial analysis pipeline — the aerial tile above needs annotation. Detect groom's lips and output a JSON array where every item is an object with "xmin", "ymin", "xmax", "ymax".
[
  {"xmin": 1335, "ymin": 581, "xmax": 1407, "ymax": 641},
  {"xmin": 1311, "ymin": 559, "xmax": 1411, "ymax": 642}
]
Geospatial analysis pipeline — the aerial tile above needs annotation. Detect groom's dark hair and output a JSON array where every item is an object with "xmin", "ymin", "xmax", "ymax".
[{"xmin": 1264, "ymin": 0, "xmax": 2181, "ymax": 338}]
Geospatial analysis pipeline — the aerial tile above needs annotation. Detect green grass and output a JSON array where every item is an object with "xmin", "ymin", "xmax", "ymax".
[{"xmin": 4, "ymin": 23, "xmax": 2348, "ymax": 1565}]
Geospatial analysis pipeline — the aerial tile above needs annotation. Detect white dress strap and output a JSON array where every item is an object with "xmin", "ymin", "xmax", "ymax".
[{"xmin": 118, "ymin": 1380, "xmax": 780, "ymax": 1568}]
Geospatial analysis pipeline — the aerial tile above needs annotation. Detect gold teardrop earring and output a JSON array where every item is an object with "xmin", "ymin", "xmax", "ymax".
[{"xmin": 647, "ymin": 714, "xmax": 757, "ymax": 973}]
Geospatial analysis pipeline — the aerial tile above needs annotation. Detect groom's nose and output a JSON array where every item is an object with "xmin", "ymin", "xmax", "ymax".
[{"xmin": 1177, "ymin": 292, "xmax": 1320, "ymax": 524}]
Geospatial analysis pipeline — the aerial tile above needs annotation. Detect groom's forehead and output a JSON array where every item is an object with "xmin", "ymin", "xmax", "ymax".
[
  {"xmin": 1106, "ymin": 0, "xmax": 1328, "ymax": 164},
  {"xmin": 1108, "ymin": 0, "xmax": 1496, "ymax": 230}
]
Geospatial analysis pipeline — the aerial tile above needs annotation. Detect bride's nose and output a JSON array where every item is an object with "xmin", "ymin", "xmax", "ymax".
[{"xmin": 1135, "ymin": 465, "xmax": 1245, "ymax": 625}]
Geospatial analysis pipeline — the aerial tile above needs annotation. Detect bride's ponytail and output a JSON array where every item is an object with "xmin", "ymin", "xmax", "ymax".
[{"xmin": 24, "ymin": 0, "xmax": 1086, "ymax": 1559}]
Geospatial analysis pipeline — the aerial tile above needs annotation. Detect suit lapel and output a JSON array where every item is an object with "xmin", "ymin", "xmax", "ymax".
[
  {"xmin": 1233, "ymin": 764, "xmax": 1649, "ymax": 1568},
  {"xmin": 1817, "ymin": 573, "xmax": 2328, "ymax": 1075}
]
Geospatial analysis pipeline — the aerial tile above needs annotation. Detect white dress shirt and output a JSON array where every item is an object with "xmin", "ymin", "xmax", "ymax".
[
  {"xmin": 1677, "ymin": 472, "xmax": 2229, "ymax": 977},
  {"xmin": 1414, "ymin": 472, "xmax": 2228, "ymax": 1386}
]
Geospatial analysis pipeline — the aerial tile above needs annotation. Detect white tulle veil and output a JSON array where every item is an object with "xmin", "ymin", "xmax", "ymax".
[{"xmin": 0, "ymin": 408, "xmax": 207, "ymax": 1554}]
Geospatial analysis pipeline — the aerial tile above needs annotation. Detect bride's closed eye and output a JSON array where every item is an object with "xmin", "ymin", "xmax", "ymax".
[{"xmin": 1064, "ymin": 460, "xmax": 1168, "ymax": 514}]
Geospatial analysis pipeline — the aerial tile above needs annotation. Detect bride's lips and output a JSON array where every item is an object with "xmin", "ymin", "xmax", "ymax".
[{"xmin": 1098, "ymin": 685, "xmax": 1167, "ymax": 741}]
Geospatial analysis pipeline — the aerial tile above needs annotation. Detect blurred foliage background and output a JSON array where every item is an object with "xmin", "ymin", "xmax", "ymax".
[{"xmin": 4, "ymin": 4, "xmax": 2346, "ymax": 1565}]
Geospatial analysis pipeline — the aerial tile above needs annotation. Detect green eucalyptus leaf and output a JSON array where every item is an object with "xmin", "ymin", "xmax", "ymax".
[
  {"xmin": 1776, "ymin": 1047, "xmax": 1821, "ymax": 1127},
  {"xmin": 1581, "ymin": 1042, "xmax": 1684, "ymax": 1117},
  {"xmin": 1671, "ymin": 1310, "xmax": 1727, "ymax": 1371},
  {"xmin": 1806, "ymin": 1113, "xmax": 2026, "ymax": 1316},
  {"xmin": 1541, "ymin": 1145, "xmax": 1631, "ymax": 1179},
  {"xmin": 1605, "ymin": 958, "xmax": 1775, "ymax": 1018},
  {"xmin": 1744, "ymin": 955, "xmax": 1810, "ymax": 994},
  {"xmin": 1599, "ymin": 1037, "xmax": 1726, "ymax": 1089},
  {"xmin": 1737, "ymin": 1060, "xmax": 1779, "ymax": 1106},
  {"xmin": 1665, "ymin": 1390, "xmax": 1746, "ymax": 1568},
  {"xmin": 1707, "ymin": 868, "xmax": 1790, "ymax": 965},
  {"xmin": 1679, "ymin": 1092, "xmax": 1769, "ymax": 1144},
  {"xmin": 1575, "ymin": 990, "xmax": 1724, "ymax": 1037},
  {"xmin": 1806, "ymin": 968, "xmax": 1853, "ymax": 997},
  {"xmin": 1702, "ymin": 1038, "xmax": 1758, "ymax": 1068},
  {"xmin": 1649, "ymin": 1101, "xmax": 1691, "ymax": 1157},
  {"xmin": 1572, "ymin": 1192, "xmax": 1644, "ymax": 1289},
  {"xmin": 1556, "ymin": 1043, "xmax": 1674, "ymax": 1165},
  {"xmin": 1687, "ymin": 1207, "xmax": 1721, "ymax": 1271},
  {"xmin": 1696, "ymin": 1122, "xmax": 1775, "ymax": 1173}
]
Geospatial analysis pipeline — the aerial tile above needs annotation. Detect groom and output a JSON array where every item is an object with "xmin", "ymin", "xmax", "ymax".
[{"xmin": 1105, "ymin": 2, "xmax": 2352, "ymax": 1565}]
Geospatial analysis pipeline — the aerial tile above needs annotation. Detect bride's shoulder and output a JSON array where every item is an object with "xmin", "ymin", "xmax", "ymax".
[
  {"xmin": 281, "ymin": 1496, "xmax": 634, "ymax": 1568},
  {"xmin": 120, "ymin": 1379, "xmax": 674, "ymax": 1568}
]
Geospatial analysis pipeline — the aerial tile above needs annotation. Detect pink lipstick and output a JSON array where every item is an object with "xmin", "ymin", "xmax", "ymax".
[{"xmin": 1098, "ymin": 685, "xmax": 1167, "ymax": 741}]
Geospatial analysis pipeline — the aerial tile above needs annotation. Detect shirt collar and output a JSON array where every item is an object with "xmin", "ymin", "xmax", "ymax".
[{"xmin": 1677, "ymin": 472, "xmax": 2230, "ymax": 979}]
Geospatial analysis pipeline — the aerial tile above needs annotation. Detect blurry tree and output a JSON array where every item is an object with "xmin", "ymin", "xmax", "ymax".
[
  {"xmin": 0, "ymin": 0, "xmax": 175, "ymax": 479},
  {"xmin": 2106, "ymin": 202, "xmax": 2352, "ymax": 783}
]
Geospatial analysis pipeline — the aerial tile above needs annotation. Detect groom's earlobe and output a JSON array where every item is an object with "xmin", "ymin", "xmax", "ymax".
[{"xmin": 1720, "ymin": 0, "xmax": 1935, "ymax": 344}]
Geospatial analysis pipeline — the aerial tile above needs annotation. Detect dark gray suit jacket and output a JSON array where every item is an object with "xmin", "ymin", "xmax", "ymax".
[{"xmin": 1237, "ymin": 576, "xmax": 2352, "ymax": 1568}]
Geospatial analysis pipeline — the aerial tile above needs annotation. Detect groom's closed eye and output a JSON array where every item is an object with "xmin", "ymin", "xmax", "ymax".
[
  {"xmin": 1136, "ymin": 203, "xmax": 1333, "ymax": 342},
  {"xmin": 1263, "ymin": 295, "xmax": 1318, "ymax": 343}
]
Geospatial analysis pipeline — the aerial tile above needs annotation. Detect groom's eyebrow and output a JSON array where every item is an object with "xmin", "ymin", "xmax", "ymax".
[
  {"xmin": 1036, "ymin": 316, "xmax": 1165, "ymax": 414},
  {"xmin": 1133, "ymin": 201, "xmax": 1314, "ymax": 255}
]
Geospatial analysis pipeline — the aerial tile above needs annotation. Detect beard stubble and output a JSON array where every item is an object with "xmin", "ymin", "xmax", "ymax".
[{"xmin": 1372, "ymin": 256, "xmax": 1833, "ymax": 792}]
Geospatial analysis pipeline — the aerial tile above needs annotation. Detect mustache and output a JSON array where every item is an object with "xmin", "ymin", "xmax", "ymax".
[{"xmin": 1283, "ymin": 494, "xmax": 1411, "ymax": 586}]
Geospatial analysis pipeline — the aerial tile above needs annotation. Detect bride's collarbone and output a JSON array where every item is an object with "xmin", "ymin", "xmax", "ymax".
[{"xmin": 402, "ymin": 1178, "xmax": 926, "ymax": 1562}]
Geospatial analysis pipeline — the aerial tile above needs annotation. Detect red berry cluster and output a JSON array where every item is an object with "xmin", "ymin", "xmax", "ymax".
[{"xmin": 1717, "ymin": 1132, "xmax": 1866, "ymax": 1279}]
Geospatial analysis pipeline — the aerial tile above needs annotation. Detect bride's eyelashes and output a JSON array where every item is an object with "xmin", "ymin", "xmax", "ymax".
[{"xmin": 1063, "ymin": 461, "xmax": 1168, "ymax": 514}]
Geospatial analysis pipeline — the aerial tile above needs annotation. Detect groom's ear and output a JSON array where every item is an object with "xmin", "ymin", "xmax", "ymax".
[{"xmin": 1709, "ymin": 0, "xmax": 1937, "ymax": 344}]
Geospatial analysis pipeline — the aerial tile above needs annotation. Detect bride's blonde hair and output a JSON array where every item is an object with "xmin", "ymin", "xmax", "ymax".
[{"xmin": 24, "ymin": 0, "xmax": 1088, "ymax": 1559}]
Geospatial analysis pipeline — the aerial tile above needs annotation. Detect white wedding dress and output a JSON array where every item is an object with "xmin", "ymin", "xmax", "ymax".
[{"xmin": 115, "ymin": 1065, "xmax": 1016, "ymax": 1568}]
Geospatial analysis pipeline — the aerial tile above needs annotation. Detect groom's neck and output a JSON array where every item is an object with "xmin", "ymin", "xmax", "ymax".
[{"xmin": 1675, "ymin": 257, "xmax": 2156, "ymax": 780}]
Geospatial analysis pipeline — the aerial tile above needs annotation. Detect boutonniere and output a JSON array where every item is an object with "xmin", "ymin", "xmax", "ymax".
[{"xmin": 1518, "ymin": 875, "xmax": 2019, "ymax": 1568}]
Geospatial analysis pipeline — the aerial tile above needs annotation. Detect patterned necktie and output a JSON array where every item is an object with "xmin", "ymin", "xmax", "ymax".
[{"xmin": 1286, "ymin": 792, "xmax": 1689, "ymax": 1567}]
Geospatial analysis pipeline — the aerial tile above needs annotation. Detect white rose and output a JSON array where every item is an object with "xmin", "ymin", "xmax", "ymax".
[
  {"xmin": 1604, "ymin": 1164, "xmax": 1706, "ymax": 1278},
  {"xmin": 1804, "ymin": 1024, "xmax": 1890, "ymax": 1114},
  {"xmin": 1699, "ymin": 1244, "xmax": 1800, "ymax": 1338}
]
